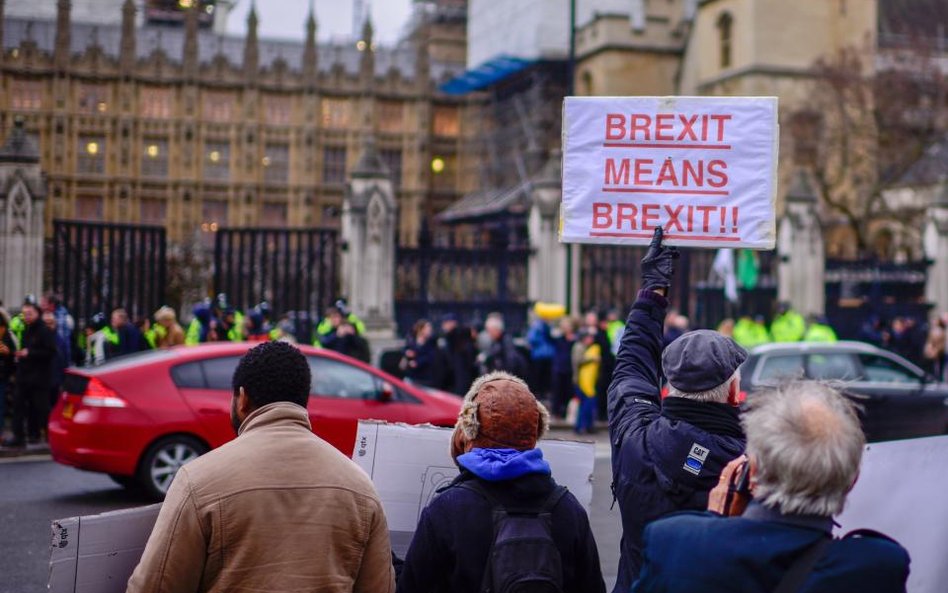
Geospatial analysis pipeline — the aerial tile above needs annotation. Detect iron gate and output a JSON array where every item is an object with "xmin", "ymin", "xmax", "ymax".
[
  {"xmin": 580, "ymin": 245, "xmax": 711, "ymax": 319},
  {"xmin": 213, "ymin": 227, "xmax": 340, "ymax": 336},
  {"xmin": 395, "ymin": 224, "xmax": 531, "ymax": 336},
  {"xmin": 50, "ymin": 219, "xmax": 167, "ymax": 325}
]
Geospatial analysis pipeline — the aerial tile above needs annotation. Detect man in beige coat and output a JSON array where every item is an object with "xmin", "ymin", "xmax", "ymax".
[{"xmin": 127, "ymin": 341, "xmax": 395, "ymax": 593}]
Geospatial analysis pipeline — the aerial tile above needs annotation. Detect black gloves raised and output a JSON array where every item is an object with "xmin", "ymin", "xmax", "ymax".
[{"xmin": 640, "ymin": 227, "xmax": 679, "ymax": 293}]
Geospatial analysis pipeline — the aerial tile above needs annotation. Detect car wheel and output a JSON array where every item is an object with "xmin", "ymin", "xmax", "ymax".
[{"xmin": 137, "ymin": 435, "xmax": 207, "ymax": 500}]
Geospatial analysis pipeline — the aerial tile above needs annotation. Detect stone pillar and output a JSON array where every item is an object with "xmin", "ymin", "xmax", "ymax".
[
  {"xmin": 923, "ymin": 184, "xmax": 948, "ymax": 314},
  {"xmin": 528, "ymin": 150, "xmax": 568, "ymax": 306},
  {"xmin": 0, "ymin": 118, "xmax": 47, "ymax": 309},
  {"xmin": 777, "ymin": 170, "xmax": 825, "ymax": 316},
  {"xmin": 342, "ymin": 137, "xmax": 397, "ymax": 341}
]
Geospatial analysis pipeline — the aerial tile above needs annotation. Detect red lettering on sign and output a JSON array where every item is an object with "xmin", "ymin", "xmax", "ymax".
[
  {"xmin": 604, "ymin": 158, "xmax": 631, "ymax": 185},
  {"xmin": 617, "ymin": 203, "xmax": 638, "ymax": 230},
  {"xmin": 664, "ymin": 204, "xmax": 684, "ymax": 232},
  {"xmin": 605, "ymin": 114, "xmax": 626, "ymax": 141},
  {"xmin": 707, "ymin": 160, "xmax": 728, "ymax": 187},
  {"xmin": 633, "ymin": 159, "xmax": 654, "ymax": 186},
  {"xmin": 593, "ymin": 203, "xmax": 613, "ymax": 229}
]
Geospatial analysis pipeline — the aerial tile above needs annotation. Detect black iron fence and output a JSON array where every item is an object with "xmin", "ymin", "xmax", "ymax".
[
  {"xmin": 50, "ymin": 219, "xmax": 167, "ymax": 325},
  {"xmin": 825, "ymin": 258, "xmax": 931, "ymax": 339},
  {"xmin": 213, "ymin": 227, "xmax": 339, "ymax": 338},
  {"xmin": 581, "ymin": 245, "xmax": 718, "ymax": 321},
  {"xmin": 395, "ymin": 225, "xmax": 531, "ymax": 336}
]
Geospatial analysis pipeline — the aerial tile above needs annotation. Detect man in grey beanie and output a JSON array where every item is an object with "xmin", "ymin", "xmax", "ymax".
[{"xmin": 607, "ymin": 228, "xmax": 747, "ymax": 593}]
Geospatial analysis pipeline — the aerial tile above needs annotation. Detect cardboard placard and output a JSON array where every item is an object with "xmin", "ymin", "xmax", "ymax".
[
  {"xmin": 562, "ymin": 96, "xmax": 779, "ymax": 249},
  {"xmin": 48, "ymin": 504, "xmax": 161, "ymax": 593},
  {"xmin": 352, "ymin": 421, "xmax": 596, "ymax": 557},
  {"xmin": 836, "ymin": 435, "xmax": 948, "ymax": 593}
]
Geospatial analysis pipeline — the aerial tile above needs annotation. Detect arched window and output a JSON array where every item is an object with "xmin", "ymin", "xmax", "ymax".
[{"xmin": 717, "ymin": 12, "xmax": 733, "ymax": 69}]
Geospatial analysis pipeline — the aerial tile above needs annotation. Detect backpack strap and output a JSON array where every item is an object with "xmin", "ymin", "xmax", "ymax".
[
  {"xmin": 773, "ymin": 536, "xmax": 832, "ymax": 593},
  {"xmin": 842, "ymin": 528, "xmax": 901, "ymax": 545}
]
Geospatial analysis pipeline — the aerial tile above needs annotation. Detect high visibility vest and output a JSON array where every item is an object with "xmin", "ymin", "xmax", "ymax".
[
  {"xmin": 734, "ymin": 319, "xmax": 770, "ymax": 349},
  {"xmin": 772, "ymin": 312, "xmax": 805, "ymax": 342},
  {"xmin": 9, "ymin": 314, "xmax": 25, "ymax": 348},
  {"xmin": 804, "ymin": 324, "xmax": 838, "ymax": 343},
  {"xmin": 185, "ymin": 319, "xmax": 204, "ymax": 345}
]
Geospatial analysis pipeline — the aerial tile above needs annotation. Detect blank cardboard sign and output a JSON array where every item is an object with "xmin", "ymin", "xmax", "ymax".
[{"xmin": 836, "ymin": 435, "xmax": 948, "ymax": 593}]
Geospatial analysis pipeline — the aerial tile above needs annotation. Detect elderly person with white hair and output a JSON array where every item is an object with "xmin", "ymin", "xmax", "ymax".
[
  {"xmin": 607, "ymin": 228, "xmax": 747, "ymax": 592},
  {"xmin": 632, "ymin": 381, "xmax": 910, "ymax": 593}
]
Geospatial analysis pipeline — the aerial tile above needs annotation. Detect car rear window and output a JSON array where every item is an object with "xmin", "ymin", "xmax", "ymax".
[
  {"xmin": 807, "ymin": 353, "xmax": 860, "ymax": 381},
  {"xmin": 202, "ymin": 356, "xmax": 242, "ymax": 391},
  {"xmin": 757, "ymin": 355, "xmax": 805, "ymax": 383},
  {"xmin": 171, "ymin": 361, "xmax": 205, "ymax": 389}
]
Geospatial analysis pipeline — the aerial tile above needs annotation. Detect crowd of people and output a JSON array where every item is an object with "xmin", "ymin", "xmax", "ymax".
[{"xmin": 128, "ymin": 229, "xmax": 912, "ymax": 593}]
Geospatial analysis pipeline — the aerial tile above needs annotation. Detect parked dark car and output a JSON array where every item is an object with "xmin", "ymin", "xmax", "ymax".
[{"xmin": 740, "ymin": 341, "xmax": 948, "ymax": 442}]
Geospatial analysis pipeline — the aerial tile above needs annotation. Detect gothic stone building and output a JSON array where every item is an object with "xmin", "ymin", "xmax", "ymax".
[{"xmin": 0, "ymin": 0, "xmax": 471, "ymax": 244}]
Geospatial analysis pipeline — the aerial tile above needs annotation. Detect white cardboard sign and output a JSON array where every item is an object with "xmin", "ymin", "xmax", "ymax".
[
  {"xmin": 352, "ymin": 421, "xmax": 596, "ymax": 557},
  {"xmin": 836, "ymin": 435, "xmax": 948, "ymax": 593},
  {"xmin": 561, "ymin": 96, "xmax": 779, "ymax": 249}
]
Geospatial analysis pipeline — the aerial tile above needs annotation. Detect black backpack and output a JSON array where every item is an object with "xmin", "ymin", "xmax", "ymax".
[{"xmin": 458, "ymin": 480, "xmax": 568, "ymax": 593}]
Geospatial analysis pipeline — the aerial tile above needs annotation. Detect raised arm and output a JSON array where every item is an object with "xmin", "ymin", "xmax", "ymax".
[{"xmin": 607, "ymin": 228, "xmax": 678, "ymax": 442}]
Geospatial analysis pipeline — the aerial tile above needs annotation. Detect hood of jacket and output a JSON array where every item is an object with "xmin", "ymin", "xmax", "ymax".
[{"xmin": 456, "ymin": 447, "xmax": 551, "ymax": 482}]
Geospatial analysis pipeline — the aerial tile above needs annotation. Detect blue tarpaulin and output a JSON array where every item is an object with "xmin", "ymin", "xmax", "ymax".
[{"xmin": 439, "ymin": 55, "xmax": 535, "ymax": 95}]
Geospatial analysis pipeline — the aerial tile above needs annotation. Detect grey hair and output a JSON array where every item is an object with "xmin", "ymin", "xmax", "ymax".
[
  {"xmin": 744, "ymin": 381, "xmax": 865, "ymax": 517},
  {"xmin": 456, "ymin": 371, "xmax": 550, "ymax": 440},
  {"xmin": 666, "ymin": 370, "xmax": 740, "ymax": 403},
  {"xmin": 485, "ymin": 315, "xmax": 505, "ymax": 333}
]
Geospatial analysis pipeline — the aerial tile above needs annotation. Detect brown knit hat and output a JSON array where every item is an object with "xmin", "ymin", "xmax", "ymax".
[{"xmin": 450, "ymin": 371, "xmax": 550, "ymax": 461}]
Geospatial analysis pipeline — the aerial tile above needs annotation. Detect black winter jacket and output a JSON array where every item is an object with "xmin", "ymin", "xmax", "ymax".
[
  {"xmin": 397, "ymin": 470, "xmax": 605, "ymax": 593},
  {"xmin": 608, "ymin": 290, "xmax": 746, "ymax": 593},
  {"xmin": 15, "ymin": 320, "xmax": 57, "ymax": 387}
]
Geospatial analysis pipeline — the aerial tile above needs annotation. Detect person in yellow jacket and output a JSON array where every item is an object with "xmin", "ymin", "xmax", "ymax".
[
  {"xmin": 771, "ymin": 302, "xmax": 806, "ymax": 342},
  {"xmin": 574, "ymin": 329, "xmax": 601, "ymax": 435},
  {"xmin": 733, "ymin": 314, "xmax": 771, "ymax": 350},
  {"xmin": 804, "ymin": 315, "xmax": 838, "ymax": 343}
]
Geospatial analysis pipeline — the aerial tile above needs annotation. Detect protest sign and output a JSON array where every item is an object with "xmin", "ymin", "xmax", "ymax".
[
  {"xmin": 49, "ymin": 504, "xmax": 161, "ymax": 593},
  {"xmin": 352, "ymin": 421, "xmax": 596, "ymax": 557},
  {"xmin": 836, "ymin": 435, "xmax": 948, "ymax": 593},
  {"xmin": 561, "ymin": 96, "xmax": 778, "ymax": 249}
]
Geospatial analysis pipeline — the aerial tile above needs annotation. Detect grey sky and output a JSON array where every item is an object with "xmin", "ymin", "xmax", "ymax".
[{"xmin": 227, "ymin": 0, "xmax": 415, "ymax": 45}]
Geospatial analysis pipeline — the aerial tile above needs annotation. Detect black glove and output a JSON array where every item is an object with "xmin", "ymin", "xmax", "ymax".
[{"xmin": 641, "ymin": 227, "xmax": 679, "ymax": 293}]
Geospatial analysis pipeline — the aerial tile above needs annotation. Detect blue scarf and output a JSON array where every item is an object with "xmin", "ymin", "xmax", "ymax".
[{"xmin": 457, "ymin": 448, "xmax": 551, "ymax": 482}]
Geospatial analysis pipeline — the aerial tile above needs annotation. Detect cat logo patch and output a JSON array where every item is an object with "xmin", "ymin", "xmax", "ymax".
[{"xmin": 683, "ymin": 443, "xmax": 710, "ymax": 476}]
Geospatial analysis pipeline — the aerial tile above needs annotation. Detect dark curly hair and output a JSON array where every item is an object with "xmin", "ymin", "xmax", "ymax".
[{"xmin": 232, "ymin": 342, "xmax": 312, "ymax": 409}]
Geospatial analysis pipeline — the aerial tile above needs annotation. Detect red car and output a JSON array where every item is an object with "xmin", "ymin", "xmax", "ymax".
[{"xmin": 48, "ymin": 343, "xmax": 462, "ymax": 499}]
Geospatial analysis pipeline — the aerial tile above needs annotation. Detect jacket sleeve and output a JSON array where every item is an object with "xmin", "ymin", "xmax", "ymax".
[
  {"xmin": 396, "ymin": 506, "xmax": 448, "ymax": 593},
  {"xmin": 354, "ymin": 499, "xmax": 396, "ymax": 593},
  {"xmin": 607, "ymin": 290, "xmax": 668, "ymax": 444},
  {"xmin": 126, "ymin": 469, "xmax": 208, "ymax": 593}
]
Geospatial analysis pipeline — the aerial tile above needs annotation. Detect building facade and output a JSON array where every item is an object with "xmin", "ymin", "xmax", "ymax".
[{"xmin": 0, "ymin": 0, "xmax": 470, "ymax": 244}]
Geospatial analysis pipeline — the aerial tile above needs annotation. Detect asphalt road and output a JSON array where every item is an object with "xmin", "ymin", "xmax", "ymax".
[{"xmin": 0, "ymin": 430, "xmax": 620, "ymax": 593}]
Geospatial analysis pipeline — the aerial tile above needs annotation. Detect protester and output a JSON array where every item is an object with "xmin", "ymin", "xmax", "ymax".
[
  {"xmin": 608, "ymin": 228, "xmax": 747, "ymax": 592},
  {"xmin": 589, "ymin": 310, "xmax": 616, "ymax": 421},
  {"xmin": 477, "ymin": 314, "xmax": 528, "ymax": 379},
  {"xmin": 605, "ymin": 308, "xmax": 625, "ymax": 355},
  {"xmin": 0, "ymin": 316, "xmax": 16, "ymax": 438},
  {"xmin": 551, "ymin": 316, "xmax": 577, "ymax": 418},
  {"xmin": 396, "ymin": 371, "xmax": 605, "ymax": 593},
  {"xmin": 244, "ymin": 310, "xmax": 270, "ymax": 343},
  {"xmin": 315, "ymin": 298, "xmax": 366, "ymax": 341},
  {"xmin": 439, "ymin": 314, "xmax": 476, "ymax": 395},
  {"xmin": 152, "ymin": 306, "xmax": 186, "ymax": 348},
  {"xmin": 403, "ymin": 319, "xmax": 438, "ymax": 387},
  {"xmin": 526, "ymin": 309, "xmax": 556, "ymax": 401},
  {"xmin": 771, "ymin": 302, "xmax": 805, "ymax": 342},
  {"xmin": 104, "ymin": 308, "xmax": 147, "ymax": 359},
  {"xmin": 923, "ymin": 313, "xmax": 946, "ymax": 379},
  {"xmin": 574, "ymin": 329, "xmax": 601, "ymax": 435},
  {"xmin": 320, "ymin": 307, "xmax": 371, "ymax": 362},
  {"xmin": 4, "ymin": 301, "xmax": 57, "ymax": 448},
  {"xmin": 44, "ymin": 312, "xmax": 70, "ymax": 409},
  {"xmin": 83, "ymin": 313, "xmax": 109, "ymax": 366},
  {"xmin": 41, "ymin": 293, "xmax": 74, "ymax": 362},
  {"xmin": 127, "ymin": 342, "xmax": 395, "ymax": 593},
  {"xmin": 632, "ymin": 381, "xmax": 910, "ymax": 593}
]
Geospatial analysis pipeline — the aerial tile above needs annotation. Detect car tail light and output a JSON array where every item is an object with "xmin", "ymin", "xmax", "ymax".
[{"xmin": 79, "ymin": 377, "xmax": 127, "ymax": 409}]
